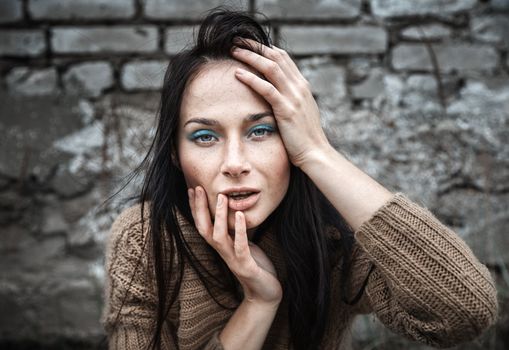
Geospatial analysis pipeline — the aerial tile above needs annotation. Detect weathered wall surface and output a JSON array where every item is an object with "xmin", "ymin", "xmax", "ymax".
[{"xmin": 0, "ymin": 0, "xmax": 507, "ymax": 348}]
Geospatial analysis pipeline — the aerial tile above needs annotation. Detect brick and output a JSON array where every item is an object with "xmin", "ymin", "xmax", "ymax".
[
  {"xmin": 0, "ymin": 0, "xmax": 23, "ymax": 23},
  {"xmin": 164, "ymin": 26, "xmax": 197, "ymax": 55},
  {"xmin": 121, "ymin": 60, "xmax": 167, "ymax": 91},
  {"xmin": 256, "ymin": 0, "xmax": 360, "ymax": 19},
  {"xmin": 280, "ymin": 26, "xmax": 387, "ymax": 55},
  {"xmin": 6, "ymin": 67, "xmax": 58, "ymax": 96},
  {"xmin": 63, "ymin": 62, "xmax": 114, "ymax": 98},
  {"xmin": 392, "ymin": 44, "xmax": 499, "ymax": 72},
  {"xmin": 51, "ymin": 26, "xmax": 158, "ymax": 54},
  {"xmin": 0, "ymin": 30, "xmax": 45, "ymax": 57},
  {"xmin": 370, "ymin": 0, "xmax": 476, "ymax": 18},
  {"xmin": 400, "ymin": 24, "xmax": 451, "ymax": 40},
  {"xmin": 28, "ymin": 0, "xmax": 135, "ymax": 20},
  {"xmin": 351, "ymin": 68, "xmax": 385, "ymax": 99},
  {"xmin": 471, "ymin": 15, "xmax": 509, "ymax": 49},
  {"xmin": 143, "ymin": 0, "xmax": 248, "ymax": 19},
  {"xmin": 298, "ymin": 58, "xmax": 348, "ymax": 110}
]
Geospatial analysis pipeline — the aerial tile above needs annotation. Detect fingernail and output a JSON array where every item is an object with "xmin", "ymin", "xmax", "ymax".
[
  {"xmin": 235, "ymin": 68, "xmax": 245, "ymax": 75},
  {"xmin": 217, "ymin": 194, "xmax": 223, "ymax": 207},
  {"xmin": 188, "ymin": 188, "xmax": 193, "ymax": 198}
]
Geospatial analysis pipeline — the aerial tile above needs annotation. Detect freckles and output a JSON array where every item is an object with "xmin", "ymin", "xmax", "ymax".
[
  {"xmin": 264, "ymin": 145, "xmax": 289, "ymax": 174},
  {"xmin": 181, "ymin": 149, "xmax": 219, "ymax": 192}
]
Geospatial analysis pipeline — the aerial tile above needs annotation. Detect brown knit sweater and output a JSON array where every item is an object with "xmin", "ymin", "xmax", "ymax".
[{"xmin": 101, "ymin": 193, "xmax": 498, "ymax": 349}]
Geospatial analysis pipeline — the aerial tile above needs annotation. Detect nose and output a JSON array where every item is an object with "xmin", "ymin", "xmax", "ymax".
[{"xmin": 220, "ymin": 137, "xmax": 251, "ymax": 178}]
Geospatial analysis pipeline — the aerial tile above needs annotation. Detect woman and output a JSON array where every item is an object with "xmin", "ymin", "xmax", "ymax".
[{"xmin": 101, "ymin": 8, "xmax": 498, "ymax": 350}]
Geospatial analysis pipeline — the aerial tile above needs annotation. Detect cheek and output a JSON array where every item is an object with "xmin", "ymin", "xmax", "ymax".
[
  {"xmin": 274, "ymin": 147, "xmax": 290, "ymax": 179},
  {"xmin": 178, "ymin": 147, "xmax": 215, "ymax": 188},
  {"xmin": 255, "ymin": 140, "xmax": 290, "ymax": 194}
]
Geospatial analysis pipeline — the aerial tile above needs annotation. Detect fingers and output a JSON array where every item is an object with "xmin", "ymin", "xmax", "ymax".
[
  {"xmin": 188, "ymin": 187, "xmax": 233, "ymax": 259},
  {"xmin": 234, "ymin": 211, "xmax": 250, "ymax": 260},
  {"xmin": 234, "ymin": 68, "xmax": 284, "ymax": 109},
  {"xmin": 212, "ymin": 193, "xmax": 233, "ymax": 250},
  {"xmin": 271, "ymin": 44, "xmax": 303, "ymax": 78},
  {"xmin": 232, "ymin": 46, "xmax": 290, "ymax": 93},
  {"xmin": 232, "ymin": 38, "xmax": 304, "ymax": 86},
  {"xmin": 233, "ymin": 38, "xmax": 302, "ymax": 79},
  {"xmin": 188, "ymin": 187, "xmax": 265, "ymax": 284}
]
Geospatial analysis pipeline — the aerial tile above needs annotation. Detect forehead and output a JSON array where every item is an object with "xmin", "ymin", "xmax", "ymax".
[{"xmin": 180, "ymin": 60, "xmax": 270, "ymax": 122}]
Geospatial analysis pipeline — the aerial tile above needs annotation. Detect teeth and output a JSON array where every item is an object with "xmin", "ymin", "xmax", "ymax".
[{"xmin": 229, "ymin": 191, "xmax": 252, "ymax": 196}]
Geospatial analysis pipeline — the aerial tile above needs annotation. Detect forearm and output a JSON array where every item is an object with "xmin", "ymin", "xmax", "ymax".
[
  {"xmin": 219, "ymin": 299, "xmax": 280, "ymax": 350},
  {"xmin": 300, "ymin": 145, "xmax": 393, "ymax": 231},
  {"xmin": 355, "ymin": 194, "xmax": 498, "ymax": 346}
]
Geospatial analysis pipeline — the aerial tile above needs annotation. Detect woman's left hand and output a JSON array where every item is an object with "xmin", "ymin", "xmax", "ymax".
[{"xmin": 231, "ymin": 38, "xmax": 331, "ymax": 168}]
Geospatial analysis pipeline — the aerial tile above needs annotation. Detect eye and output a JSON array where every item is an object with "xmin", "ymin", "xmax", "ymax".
[
  {"xmin": 249, "ymin": 124, "xmax": 276, "ymax": 139},
  {"xmin": 189, "ymin": 130, "xmax": 219, "ymax": 144}
]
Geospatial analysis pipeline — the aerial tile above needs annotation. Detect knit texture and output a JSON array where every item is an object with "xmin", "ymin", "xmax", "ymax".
[{"xmin": 101, "ymin": 193, "xmax": 498, "ymax": 349}]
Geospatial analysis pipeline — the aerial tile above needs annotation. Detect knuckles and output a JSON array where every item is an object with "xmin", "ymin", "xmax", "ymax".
[
  {"xmin": 266, "ymin": 61, "xmax": 280, "ymax": 76},
  {"xmin": 267, "ymin": 49, "xmax": 284, "ymax": 62}
]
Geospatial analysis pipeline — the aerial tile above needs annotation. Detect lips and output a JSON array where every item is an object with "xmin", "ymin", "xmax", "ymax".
[{"xmin": 220, "ymin": 187, "xmax": 261, "ymax": 211}]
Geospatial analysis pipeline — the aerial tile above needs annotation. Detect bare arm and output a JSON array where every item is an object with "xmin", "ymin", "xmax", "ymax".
[
  {"xmin": 300, "ymin": 145, "xmax": 394, "ymax": 231},
  {"xmin": 219, "ymin": 300, "xmax": 279, "ymax": 350}
]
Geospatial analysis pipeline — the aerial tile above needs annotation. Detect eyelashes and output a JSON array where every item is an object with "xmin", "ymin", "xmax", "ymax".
[
  {"xmin": 188, "ymin": 124, "xmax": 277, "ymax": 145},
  {"xmin": 189, "ymin": 130, "xmax": 219, "ymax": 143},
  {"xmin": 250, "ymin": 124, "xmax": 276, "ymax": 137}
]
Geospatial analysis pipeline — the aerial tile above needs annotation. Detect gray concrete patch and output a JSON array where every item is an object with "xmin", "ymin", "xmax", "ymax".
[{"xmin": 0, "ymin": 94, "xmax": 84, "ymax": 180}]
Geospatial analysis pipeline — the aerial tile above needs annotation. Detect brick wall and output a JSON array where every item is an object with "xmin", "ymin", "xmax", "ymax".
[{"xmin": 1, "ymin": 0, "xmax": 508, "ymax": 348}]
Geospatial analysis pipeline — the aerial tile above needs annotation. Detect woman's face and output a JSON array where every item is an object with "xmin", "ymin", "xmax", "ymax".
[{"xmin": 177, "ymin": 60, "xmax": 291, "ymax": 235}]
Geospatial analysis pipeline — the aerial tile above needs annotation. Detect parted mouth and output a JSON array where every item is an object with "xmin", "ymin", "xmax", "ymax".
[
  {"xmin": 228, "ymin": 191, "xmax": 257, "ymax": 199},
  {"xmin": 221, "ymin": 188, "xmax": 260, "ymax": 198},
  {"xmin": 221, "ymin": 187, "xmax": 260, "ymax": 199}
]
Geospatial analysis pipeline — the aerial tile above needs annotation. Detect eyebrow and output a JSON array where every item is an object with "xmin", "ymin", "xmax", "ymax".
[{"xmin": 183, "ymin": 111, "xmax": 273, "ymax": 127}]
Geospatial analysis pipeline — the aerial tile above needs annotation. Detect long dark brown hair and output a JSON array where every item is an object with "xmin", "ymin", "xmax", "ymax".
[{"xmin": 104, "ymin": 7, "xmax": 370, "ymax": 350}]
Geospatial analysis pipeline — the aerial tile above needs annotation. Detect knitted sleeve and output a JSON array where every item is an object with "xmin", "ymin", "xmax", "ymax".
[
  {"xmin": 351, "ymin": 193, "xmax": 498, "ymax": 348},
  {"xmin": 101, "ymin": 204, "xmax": 224, "ymax": 350}
]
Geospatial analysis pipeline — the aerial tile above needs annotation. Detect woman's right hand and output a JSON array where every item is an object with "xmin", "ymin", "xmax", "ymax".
[{"xmin": 188, "ymin": 186, "xmax": 283, "ymax": 307}]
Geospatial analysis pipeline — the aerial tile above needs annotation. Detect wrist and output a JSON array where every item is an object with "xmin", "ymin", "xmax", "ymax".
[
  {"xmin": 297, "ymin": 143, "xmax": 338, "ymax": 173},
  {"xmin": 242, "ymin": 297, "xmax": 281, "ymax": 313}
]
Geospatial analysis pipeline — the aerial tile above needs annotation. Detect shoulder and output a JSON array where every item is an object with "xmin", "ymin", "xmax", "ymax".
[
  {"xmin": 111, "ymin": 202, "xmax": 150, "ymax": 233},
  {"xmin": 106, "ymin": 202, "xmax": 151, "ymax": 258},
  {"xmin": 105, "ymin": 202, "xmax": 194, "ymax": 264}
]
